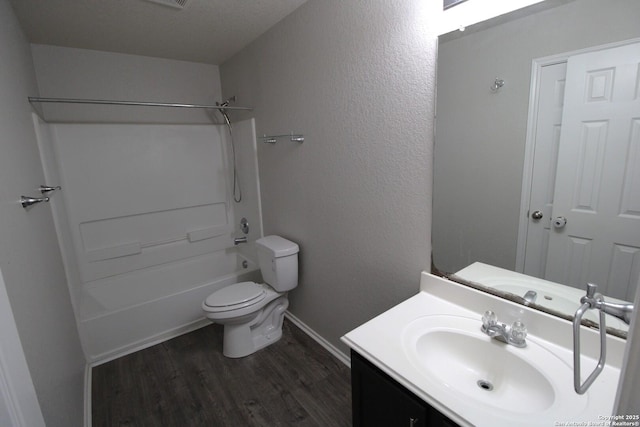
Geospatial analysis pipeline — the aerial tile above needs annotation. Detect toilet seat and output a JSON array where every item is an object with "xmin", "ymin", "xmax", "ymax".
[{"xmin": 203, "ymin": 281, "xmax": 266, "ymax": 312}]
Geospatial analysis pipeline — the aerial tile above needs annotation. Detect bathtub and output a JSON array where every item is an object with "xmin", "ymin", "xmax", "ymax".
[{"xmin": 80, "ymin": 250, "xmax": 261, "ymax": 363}]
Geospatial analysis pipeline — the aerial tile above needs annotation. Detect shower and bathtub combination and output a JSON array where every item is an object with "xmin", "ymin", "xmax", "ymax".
[{"xmin": 31, "ymin": 95, "xmax": 267, "ymax": 362}]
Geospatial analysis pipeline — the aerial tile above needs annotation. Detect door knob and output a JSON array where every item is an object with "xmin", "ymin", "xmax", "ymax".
[
  {"xmin": 531, "ymin": 210, "xmax": 543, "ymax": 220},
  {"xmin": 552, "ymin": 216, "xmax": 567, "ymax": 229}
]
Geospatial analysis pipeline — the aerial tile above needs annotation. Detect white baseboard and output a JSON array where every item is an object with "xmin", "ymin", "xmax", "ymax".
[
  {"xmin": 89, "ymin": 318, "xmax": 210, "ymax": 367},
  {"xmin": 284, "ymin": 311, "xmax": 351, "ymax": 367}
]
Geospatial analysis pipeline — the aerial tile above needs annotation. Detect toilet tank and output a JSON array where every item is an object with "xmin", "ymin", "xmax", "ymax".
[{"xmin": 255, "ymin": 235, "xmax": 299, "ymax": 292}]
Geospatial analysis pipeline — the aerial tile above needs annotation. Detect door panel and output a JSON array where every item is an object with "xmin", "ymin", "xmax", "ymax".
[{"xmin": 545, "ymin": 42, "xmax": 640, "ymax": 299}]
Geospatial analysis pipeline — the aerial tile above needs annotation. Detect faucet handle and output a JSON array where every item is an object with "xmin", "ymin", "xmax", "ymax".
[
  {"xmin": 482, "ymin": 310, "xmax": 498, "ymax": 329},
  {"xmin": 510, "ymin": 321, "xmax": 527, "ymax": 345}
]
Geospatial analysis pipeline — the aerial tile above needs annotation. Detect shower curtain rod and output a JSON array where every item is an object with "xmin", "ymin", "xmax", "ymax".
[{"xmin": 28, "ymin": 97, "xmax": 253, "ymax": 111}]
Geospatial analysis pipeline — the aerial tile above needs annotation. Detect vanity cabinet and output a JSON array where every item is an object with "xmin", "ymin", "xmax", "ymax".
[{"xmin": 351, "ymin": 350, "xmax": 459, "ymax": 427}]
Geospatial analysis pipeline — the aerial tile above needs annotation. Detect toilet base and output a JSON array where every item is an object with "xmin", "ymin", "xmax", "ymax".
[{"xmin": 222, "ymin": 295, "xmax": 289, "ymax": 358}]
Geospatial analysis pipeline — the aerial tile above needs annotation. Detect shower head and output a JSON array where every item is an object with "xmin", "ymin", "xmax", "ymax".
[
  {"xmin": 217, "ymin": 96, "xmax": 236, "ymax": 108},
  {"xmin": 224, "ymin": 96, "xmax": 236, "ymax": 106},
  {"xmin": 216, "ymin": 96, "xmax": 236, "ymax": 126}
]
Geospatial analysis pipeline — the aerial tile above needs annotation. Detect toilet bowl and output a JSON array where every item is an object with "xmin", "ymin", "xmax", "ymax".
[{"xmin": 202, "ymin": 235, "xmax": 299, "ymax": 358}]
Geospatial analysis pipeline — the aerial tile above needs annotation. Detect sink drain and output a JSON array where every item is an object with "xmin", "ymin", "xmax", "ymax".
[{"xmin": 477, "ymin": 379, "xmax": 494, "ymax": 391}]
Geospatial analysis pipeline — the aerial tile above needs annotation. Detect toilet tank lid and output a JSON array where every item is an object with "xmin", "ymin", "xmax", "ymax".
[{"xmin": 255, "ymin": 235, "xmax": 299, "ymax": 257}]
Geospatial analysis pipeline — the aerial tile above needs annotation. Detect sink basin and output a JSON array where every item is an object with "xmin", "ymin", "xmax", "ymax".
[{"xmin": 402, "ymin": 315, "xmax": 586, "ymax": 417}]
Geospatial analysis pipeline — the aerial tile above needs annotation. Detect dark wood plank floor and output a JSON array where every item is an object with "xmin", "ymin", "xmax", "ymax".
[{"xmin": 92, "ymin": 319, "xmax": 352, "ymax": 426}]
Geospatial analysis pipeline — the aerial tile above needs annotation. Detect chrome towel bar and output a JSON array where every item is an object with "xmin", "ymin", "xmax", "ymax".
[
  {"xmin": 262, "ymin": 133, "xmax": 304, "ymax": 144},
  {"xmin": 573, "ymin": 283, "xmax": 634, "ymax": 394}
]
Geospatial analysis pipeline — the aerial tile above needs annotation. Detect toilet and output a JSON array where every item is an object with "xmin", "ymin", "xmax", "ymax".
[{"xmin": 202, "ymin": 235, "xmax": 299, "ymax": 358}]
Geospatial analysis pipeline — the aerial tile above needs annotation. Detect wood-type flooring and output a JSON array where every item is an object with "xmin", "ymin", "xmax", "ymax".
[{"xmin": 92, "ymin": 319, "xmax": 352, "ymax": 426}]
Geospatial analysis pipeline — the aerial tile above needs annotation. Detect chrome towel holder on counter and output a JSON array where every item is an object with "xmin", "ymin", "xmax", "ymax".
[
  {"xmin": 21, "ymin": 185, "xmax": 61, "ymax": 209},
  {"xmin": 262, "ymin": 132, "xmax": 304, "ymax": 144}
]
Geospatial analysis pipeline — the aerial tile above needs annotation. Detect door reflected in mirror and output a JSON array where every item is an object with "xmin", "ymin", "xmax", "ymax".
[{"xmin": 433, "ymin": 0, "xmax": 640, "ymax": 338}]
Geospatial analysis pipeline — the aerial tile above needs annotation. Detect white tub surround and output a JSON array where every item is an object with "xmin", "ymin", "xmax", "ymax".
[
  {"xmin": 342, "ymin": 273, "xmax": 624, "ymax": 427},
  {"xmin": 35, "ymin": 114, "xmax": 263, "ymax": 362}
]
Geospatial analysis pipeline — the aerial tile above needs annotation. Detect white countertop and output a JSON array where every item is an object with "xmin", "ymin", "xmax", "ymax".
[{"xmin": 341, "ymin": 272, "xmax": 624, "ymax": 427}]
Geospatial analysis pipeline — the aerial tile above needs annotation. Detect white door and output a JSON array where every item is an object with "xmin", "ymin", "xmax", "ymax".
[
  {"xmin": 545, "ymin": 42, "xmax": 640, "ymax": 300},
  {"xmin": 522, "ymin": 61, "xmax": 567, "ymax": 279}
]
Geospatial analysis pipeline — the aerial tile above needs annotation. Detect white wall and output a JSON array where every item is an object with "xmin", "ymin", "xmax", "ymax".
[
  {"xmin": 0, "ymin": 1, "xmax": 85, "ymax": 425},
  {"xmin": 220, "ymin": 0, "xmax": 438, "ymax": 354},
  {"xmin": 433, "ymin": 0, "xmax": 640, "ymax": 274},
  {"xmin": 30, "ymin": 44, "xmax": 223, "ymax": 124}
]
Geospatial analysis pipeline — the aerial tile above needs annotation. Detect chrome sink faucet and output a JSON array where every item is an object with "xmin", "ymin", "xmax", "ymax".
[
  {"xmin": 481, "ymin": 311, "xmax": 527, "ymax": 348},
  {"xmin": 523, "ymin": 290, "xmax": 537, "ymax": 304}
]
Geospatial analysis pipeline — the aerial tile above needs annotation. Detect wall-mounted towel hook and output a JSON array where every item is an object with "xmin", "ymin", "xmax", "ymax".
[
  {"xmin": 21, "ymin": 195, "xmax": 50, "ymax": 209},
  {"xmin": 490, "ymin": 77, "xmax": 505, "ymax": 92},
  {"xmin": 40, "ymin": 185, "xmax": 61, "ymax": 194}
]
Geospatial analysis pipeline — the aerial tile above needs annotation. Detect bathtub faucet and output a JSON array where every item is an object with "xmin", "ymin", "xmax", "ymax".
[{"xmin": 234, "ymin": 237, "xmax": 248, "ymax": 245}]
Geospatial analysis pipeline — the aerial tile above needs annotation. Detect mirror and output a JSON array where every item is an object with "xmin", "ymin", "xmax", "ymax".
[{"xmin": 433, "ymin": 0, "xmax": 640, "ymax": 338}]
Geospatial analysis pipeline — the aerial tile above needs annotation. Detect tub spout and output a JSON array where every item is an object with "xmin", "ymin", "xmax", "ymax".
[{"xmin": 234, "ymin": 237, "xmax": 247, "ymax": 245}]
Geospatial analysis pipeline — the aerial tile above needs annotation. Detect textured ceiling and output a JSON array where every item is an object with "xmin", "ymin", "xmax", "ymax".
[{"xmin": 8, "ymin": 0, "xmax": 308, "ymax": 65}]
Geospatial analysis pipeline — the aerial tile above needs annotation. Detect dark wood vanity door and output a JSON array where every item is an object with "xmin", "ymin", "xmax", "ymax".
[{"xmin": 351, "ymin": 350, "xmax": 459, "ymax": 427}]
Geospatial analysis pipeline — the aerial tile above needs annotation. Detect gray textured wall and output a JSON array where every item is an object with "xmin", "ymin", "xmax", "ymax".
[{"xmin": 221, "ymin": 0, "xmax": 438, "ymax": 354}]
